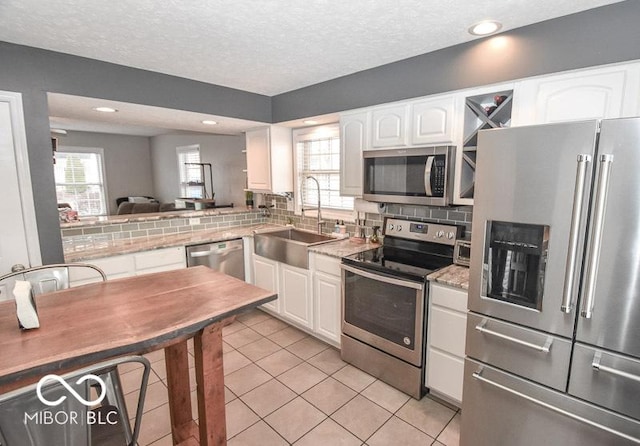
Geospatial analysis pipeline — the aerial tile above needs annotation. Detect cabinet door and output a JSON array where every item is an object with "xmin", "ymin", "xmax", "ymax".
[
  {"xmin": 514, "ymin": 64, "xmax": 640, "ymax": 125},
  {"xmin": 313, "ymin": 271, "xmax": 341, "ymax": 347},
  {"xmin": 370, "ymin": 104, "xmax": 409, "ymax": 148},
  {"xmin": 253, "ymin": 254, "xmax": 280, "ymax": 313},
  {"xmin": 246, "ymin": 127, "xmax": 272, "ymax": 191},
  {"xmin": 410, "ymin": 96, "xmax": 456, "ymax": 145},
  {"xmin": 340, "ymin": 112, "xmax": 368, "ymax": 196},
  {"xmin": 280, "ymin": 263, "xmax": 312, "ymax": 329}
]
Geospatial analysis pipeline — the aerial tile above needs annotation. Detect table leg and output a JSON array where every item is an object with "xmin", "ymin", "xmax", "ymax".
[
  {"xmin": 194, "ymin": 321, "xmax": 226, "ymax": 446},
  {"xmin": 165, "ymin": 340, "xmax": 199, "ymax": 444}
]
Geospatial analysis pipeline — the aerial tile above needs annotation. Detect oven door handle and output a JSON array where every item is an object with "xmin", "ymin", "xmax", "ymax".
[{"xmin": 341, "ymin": 264, "xmax": 424, "ymax": 290}]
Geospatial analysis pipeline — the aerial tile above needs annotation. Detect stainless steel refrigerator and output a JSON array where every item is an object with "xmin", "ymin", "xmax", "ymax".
[{"xmin": 462, "ymin": 118, "xmax": 640, "ymax": 445}]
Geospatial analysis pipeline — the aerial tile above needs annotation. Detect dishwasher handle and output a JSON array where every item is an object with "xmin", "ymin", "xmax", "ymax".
[{"xmin": 188, "ymin": 245, "xmax": 243, "ymax": 258}]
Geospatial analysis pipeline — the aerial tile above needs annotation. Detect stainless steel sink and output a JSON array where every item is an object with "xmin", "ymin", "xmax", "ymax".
[{"xmin": 254, "ymin": 228, "xmax": 337, "ymax": 269}]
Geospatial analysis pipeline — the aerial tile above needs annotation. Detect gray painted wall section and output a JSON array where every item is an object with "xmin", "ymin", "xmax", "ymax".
[
  {"xmin": 272, "ymin": 1, "xmax": 640, "ymax": 121},
  {"xmin": 150, "ymin": 133, "xmax": 246, "ymax": 208},
  {"xmin": 60, "ymin": 132, "xmax": 154, "ymax": 215},
  {"xmin": 0, "ymin": 42, "xmax": 270, "ymax": 263}
]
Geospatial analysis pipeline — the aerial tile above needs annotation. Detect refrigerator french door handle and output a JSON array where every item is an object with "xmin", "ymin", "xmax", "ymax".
[
  {"xmin": 475, "ymin": 320, "xmax": 553, "ymax": 353},
  {"xmin": 592, "ymin": 352, "xmax": 640, "ymax": 383},
  {"xmin": 472, "ymin": 368, "xmax": 640, "ymax": 444},
  {"xmin": 424, "ymin": 156, "xmax": 434, "ymax": 196},
  {"xmin": 581, "ymin": 154, "xmax": 615, "ymax": 319},
  {"xmin": 561, "ymin": 154, "xmax": 592, "ymax": 313}
]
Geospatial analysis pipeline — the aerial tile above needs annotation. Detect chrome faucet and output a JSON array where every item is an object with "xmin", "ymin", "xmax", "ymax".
[{"xmin": 303, "ymin": 175, "xmax": 325, "ymax": 234}]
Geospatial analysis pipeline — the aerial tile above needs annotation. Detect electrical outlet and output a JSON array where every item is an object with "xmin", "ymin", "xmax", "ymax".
[
  {"xmin": 286, "ymin": 197, "xmax": 294, "ymax": 211},
  {"xmin": 189, "ymin": 218, "xmax": 201, "ymax": 225},
  {"xmin": 271, "ymin": 198, "xmax": 277, "ymax": 207}
]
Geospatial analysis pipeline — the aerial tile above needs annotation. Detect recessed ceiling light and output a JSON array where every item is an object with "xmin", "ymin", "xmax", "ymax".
[
  {"xmin": 468, "ymin": 20, "xmax": 502, "ymax": 36},
  {"xmin": 92, "ymin": 106, "xmax": 118, "ymax": 113},
  {"xmin": 303, "ymin": 120, "xmax": 318, "ymax": 125},
  {"xmin": 201, "ymin": 120, "xmax": 218, "ymax": 125}
]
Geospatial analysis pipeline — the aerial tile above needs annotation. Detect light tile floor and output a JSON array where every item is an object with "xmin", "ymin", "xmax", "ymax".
[{"xmin": 120, "ymin": 309, "xmax": 461, "ymax": 445}]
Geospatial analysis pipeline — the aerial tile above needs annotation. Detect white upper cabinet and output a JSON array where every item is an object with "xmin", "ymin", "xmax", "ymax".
[
  {"xmin": 370, "ymin": 104, "xmax": 409, "ymax": 148},
  {"xmin": 512, "ymin": 62, "xmax": 640, "ymax": 125},
  {"xmin": 410, "ymin": 96, "xmax": 457, "ymax": 145},
  {"xmin": 245, "ymin": 125, "xmax": 293, "ymax": 193},
  {"xmin": 340, "ymin": 111, "xmax": 369, "ymax": 197}
]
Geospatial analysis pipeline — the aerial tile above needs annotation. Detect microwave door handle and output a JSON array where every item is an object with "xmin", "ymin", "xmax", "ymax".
[
  {"xmin": 581, "ymin": 154, "xmax": 614, "ymax": 319},
  {"xmin": 561, "ymin": 154, "xmax": 592, "ymax": 313},
  {"xmin": 424, "ymin": 156, "xmax": 434, "ymax": 196}
]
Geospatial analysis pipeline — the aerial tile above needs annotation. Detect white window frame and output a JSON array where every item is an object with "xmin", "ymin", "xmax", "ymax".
[
  {"xmin": 176, "ymin": 144, "xmax": 202, "ymax": 198},
  {"xmin": 293, "ymin": 124, "xmax": 354, "ymax": 222},
  {"xmin": 55, "ymin": 146, "xmax": 109, "ymax": 216}
]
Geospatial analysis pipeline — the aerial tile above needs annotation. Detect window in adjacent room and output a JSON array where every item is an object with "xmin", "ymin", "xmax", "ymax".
[
  {"xmin": 294, "ymin": 124, "xmax": 354, "ymax": 219},
  {"xmin": 54, "ymin": 147, "xmax": 108, "ymax": 216},
  {"xmin": 177, "ymin": 144, "xmax": 202, "ymax": 198}
]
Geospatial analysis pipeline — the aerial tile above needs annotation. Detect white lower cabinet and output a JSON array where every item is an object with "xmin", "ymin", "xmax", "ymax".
[
  {"xmin": 427, "ymin": 281, "xmax": 468, "ymax": 406},
  {"xmin": 311, "ymin": 253, "xmax": 342, "ymax": 347},
  {"xmin": 252, "ymin": 251, "xmax": 342, "ymax": 347},
  {"xmin": 133, "ymin": 246, "xmax": 186, "ymax": 275},
  {"xmin": 70, "ymin": 246, "xmax": 186, "ymax": 286},
  {"xmin": 253, "ymin": 254, "xmax": 280, "ymax": 313}
]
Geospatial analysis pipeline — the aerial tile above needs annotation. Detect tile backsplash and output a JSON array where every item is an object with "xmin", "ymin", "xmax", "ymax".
[{"xmin": 265, "ymin": 196, "xmax": 472, "ymax": 239}]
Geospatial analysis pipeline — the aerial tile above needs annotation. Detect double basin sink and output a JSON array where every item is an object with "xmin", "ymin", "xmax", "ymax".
[{"xmin": 254, "ymin": 228, "xmax": 337, "ymax": 269}]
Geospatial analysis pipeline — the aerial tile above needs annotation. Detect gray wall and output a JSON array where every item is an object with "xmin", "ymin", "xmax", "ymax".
[
  {"xmin": 0, "ymin": 42, "xmax": 271, "ymax": 263},
  {"xmin": 59, "ymin": 132, "xmax": 154, "ymax": 214},
  {"xmin": 150, "ymin": 133, "xmax": 246, "ymax": 207},
  {"xmin": 1, "ymin": 0, "xmax": 640, "ymax": 262},
  {"xmin": 272, "ymin": 1, "xmax": 640, "ymax": 121}
]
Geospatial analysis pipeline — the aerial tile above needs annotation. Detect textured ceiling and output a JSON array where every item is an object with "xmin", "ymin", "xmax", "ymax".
[{"xmin": 0, "ymin": 0, "xmax": 624, "ymax": 96}]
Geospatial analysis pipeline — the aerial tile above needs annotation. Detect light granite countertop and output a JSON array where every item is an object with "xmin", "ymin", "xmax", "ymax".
[
  {"xmin": 60, "ymin": 206, "xmax": 257, "ymax": 229},
  {"xmin": 308, "ymin": 238, "xmax": 379, "ymax": 258},
  {"xmin": 427, "ymin": 264, "xmax": 470, "ymax": 290},
  {"xmin": 64, "ymin": 223, "xmax": 281, "ymax": 262}
]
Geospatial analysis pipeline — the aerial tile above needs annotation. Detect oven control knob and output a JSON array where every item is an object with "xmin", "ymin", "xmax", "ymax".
[
  {"xmin": 447, "ymin": 232, "xmax": 455, "ymax": 239},
  {"xmin": 436, "ymin": 230, "xmax": 444, "ymax": 238},
  {"xmin": 403, "ymin": 337, "xmax": 411, "ymax": 346},
  {"xmin": 388, "ymin": 224, "xmax": 394, "ymax": 231},
  {"xmin": 397, "ymin": 225, "xmax": 402, "ymax": 231}
]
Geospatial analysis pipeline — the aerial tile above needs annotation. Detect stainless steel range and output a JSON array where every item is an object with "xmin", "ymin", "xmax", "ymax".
[{"xmin": 341, "ymin": 217, "xmax": 462, "ymax": 398}]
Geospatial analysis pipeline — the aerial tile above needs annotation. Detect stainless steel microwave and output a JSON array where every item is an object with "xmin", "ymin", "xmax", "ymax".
[{"xmin": 362, "ymin": 146, "xmax": 456, "ymax": 206}]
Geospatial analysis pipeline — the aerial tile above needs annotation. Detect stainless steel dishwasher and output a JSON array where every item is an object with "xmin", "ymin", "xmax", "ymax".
[{"xmin": 186, "ymin": 239, "xmax": 245, "ymax": 280}]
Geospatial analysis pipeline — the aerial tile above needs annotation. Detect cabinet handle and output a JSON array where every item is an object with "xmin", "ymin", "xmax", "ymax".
[
  {"xmin": 592, "ymin": 352, "xmax": 640, "ymax": 383},
  {"xmin": 475, "ymin": 320, "xmax": 552, "ymax": 353},
  {"xmin": 472, "ymin": 368, "xmax": 640, "ymax": 444},
  {"xmin": 561, "ymin": 154, "xmax": 591, "ymax": 313}
]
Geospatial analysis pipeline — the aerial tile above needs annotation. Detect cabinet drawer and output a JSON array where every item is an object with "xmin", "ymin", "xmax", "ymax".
[
  {"xmin": 430, "ymin": 306, "xmax": 467, "ymax": 357},
  {"xmin": 428, "ymin": 349, "xmax": 464, "ymax": 403},
  {"xmin": 134, "ymin": 247, "xmax": 185, "ymax": 271},
  {"xmin": 313, "ymin": 254, "xmax": 341, "ymax": 276},
  {"xmin": 430, "ymin": 282, "xmax": 467, "ymax": 312},
  {"xmin": 76, "ymin": 255, "xmax": 135, "ymax": 280},
  {"xmin": 466, "ymin": 313, "xmax": 572, "ymax": 391}
]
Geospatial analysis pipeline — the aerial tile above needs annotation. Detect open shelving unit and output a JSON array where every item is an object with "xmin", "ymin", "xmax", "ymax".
[{"xmin": 460, "ymin": 89, "xmax": 513, "ymax": 199}]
